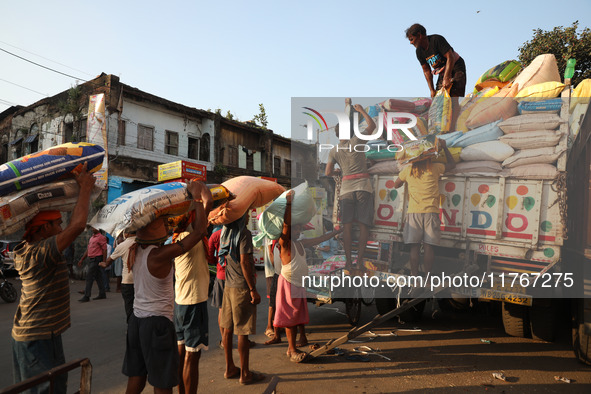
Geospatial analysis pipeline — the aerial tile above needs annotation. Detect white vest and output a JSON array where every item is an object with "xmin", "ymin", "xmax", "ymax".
[{"xmin": 133, "ymin": 245, "xmax": 174, "ymax": 321}]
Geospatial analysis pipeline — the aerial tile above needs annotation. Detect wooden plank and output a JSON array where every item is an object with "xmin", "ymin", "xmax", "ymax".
[
  {"xmin": 307, "ymin": 265, "xmax": 478, "ymax": 360},
  {"xmin": 262, "ymin": 376, "xmax": 280, "ymax": 394}
]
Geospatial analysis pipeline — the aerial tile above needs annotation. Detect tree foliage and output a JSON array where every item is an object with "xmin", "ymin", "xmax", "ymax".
[
  {"xmin": 253, "ymin": 103, "xmax": 268, "ymax": 129},
  {"xmin": 518, "ymin": 21, "xmax": 591, "ymax": 86},
  {"xmin": 58, "ymin": 85, "xmax": 83, "ymax": 117}
]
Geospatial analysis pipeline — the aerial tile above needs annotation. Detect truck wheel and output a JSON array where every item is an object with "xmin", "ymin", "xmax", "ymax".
[
  {"xmin": 502, "ymin": 301, "xmax": 530, "ymax": 338},
  {"xmin": 529, "ymin": 299, "xmax": 557, "ymax": 342},
  {"xmin": 376, "ymin": 297, "xmax": 395, "ymax": 316},
  {"xmin": 345, "ymin": 297, "xmax": 361, "ymax": 326},
  {"xmin": 572, "ymin": 299, "xmax": 591, "ymax": 365},
  {"xmin": 375, "ymin": 297, "xmax": 424, "ymax": 322}
]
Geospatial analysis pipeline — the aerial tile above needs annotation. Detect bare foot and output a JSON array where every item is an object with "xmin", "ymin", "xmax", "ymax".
[
  {"xmin": 264, "ymin": 336, "xmax": 281, "ymax": 345},
  {"xmin": 224, "ymin": 366, "xmax": 240, "ymax": 379},
  {"xmin": 296, "ymin": 338, "xmax": 309, "ymax": 347},
  {"xmin": 240, "ymin": 371, "xmax": 265, "ymax": 385}
]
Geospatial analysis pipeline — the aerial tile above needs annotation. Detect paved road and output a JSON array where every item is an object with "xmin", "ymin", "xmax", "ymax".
[{"xmin": 1, "ymin": 273, "xmax": 591, "ymax": 393}]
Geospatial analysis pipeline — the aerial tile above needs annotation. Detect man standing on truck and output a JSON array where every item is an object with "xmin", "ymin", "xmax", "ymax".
[
  {"xmin": 406, "ymin": 23, "xmax": 466, "ymax": 98},
  {"xmin": 393, "ymin": 139, "xmax": 455, "ymax": 278},
  {"xmin": 325, "ymin": 100, "xmax": 376, "ymax": 269}
]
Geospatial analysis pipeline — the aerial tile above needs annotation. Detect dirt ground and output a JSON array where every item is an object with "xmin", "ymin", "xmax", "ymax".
[{"xmin": 1, "ymin": 275, "xmax": 591, "ymax": 393}]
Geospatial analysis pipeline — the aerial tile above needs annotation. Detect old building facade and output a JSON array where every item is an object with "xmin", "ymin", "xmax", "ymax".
[{"xmin": 0, "ymin": 73, "xmax": 318, "ymax": 200}]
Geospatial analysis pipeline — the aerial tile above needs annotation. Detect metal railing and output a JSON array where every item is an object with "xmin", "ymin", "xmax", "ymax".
[{"xmin": 1, "ymin": 358, "xmax": 92, "ymax": 394}]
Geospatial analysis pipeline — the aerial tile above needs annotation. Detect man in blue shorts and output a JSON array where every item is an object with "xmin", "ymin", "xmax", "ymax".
[{"xmin": 172, "ymin": 214, "xmax": 210, "ymax": 394}]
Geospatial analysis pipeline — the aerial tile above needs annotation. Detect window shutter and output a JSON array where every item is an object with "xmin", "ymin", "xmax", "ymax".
[
  {"xmin": 238, "ymin": 145, "xmax": 247, "ymax": 169},
  {"xmin": 253, "ymin": 152, "xmax": 261, "ymax": 171}
]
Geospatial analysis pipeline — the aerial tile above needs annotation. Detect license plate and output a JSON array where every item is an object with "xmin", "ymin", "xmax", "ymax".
[{"xmin": 480, "ymin": 289, "xmax": 532, "ymax": 306}]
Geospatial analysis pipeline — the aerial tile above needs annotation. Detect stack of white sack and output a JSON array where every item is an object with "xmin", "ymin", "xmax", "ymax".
[
  {"xmin": 444, "ymin": 54, "xmax": 568, "ymax": 179},
  {"xmin": 497, "ymin": 113, "xmax": 565, "ymax": 178}
]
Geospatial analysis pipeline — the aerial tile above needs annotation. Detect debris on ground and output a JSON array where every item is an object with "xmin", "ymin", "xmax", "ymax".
[
  {"xmin": 492, "ymin": 372, "xmax": 507, "ymax": 382},
  {"xmin": 554, "ymin": 376, "xmax": 572, "ymax": 383},
  {"xmin": 352, "ymin": 346, "xmax": 392, "ymax": 361}
]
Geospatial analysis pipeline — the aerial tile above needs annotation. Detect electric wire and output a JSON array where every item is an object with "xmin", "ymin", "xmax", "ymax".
[
  {"xmin": 0, "ymin": 40, "xmax": 94, "ymax": 77},
  {"xmin": 0, "ymin": 78, "xmax": 48, "ymax": 96},
  {"xmin": 0, "ymin": 46, "xmax": 87, "ymax": 81}
]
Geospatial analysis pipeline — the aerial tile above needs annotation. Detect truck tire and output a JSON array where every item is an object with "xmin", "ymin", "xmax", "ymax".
[
  {"xmin": 529, "ymin": 299, "xmax": 557, "ymax": 342},
  {"xmin": 345, "ymin": 297, "xmax": 361, "ymax": 326},
  {"xmin": 375, "ymin": 297, "xmax": 425, "ymax": 322},
  {"xmin": 502, "ymin": 301, "xmax": 530, "ymax": 338},
  {"xmin": 376, "ymin": 297, "xmax": 395, "ymax": 316},
  {"xmin": 572, "ymin": 299, "xmax": 591, "ymax": 365}
]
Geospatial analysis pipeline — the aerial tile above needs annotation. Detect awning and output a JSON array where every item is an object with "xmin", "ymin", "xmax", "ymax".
[
  {"xmin": 24, "ymin": 134, "xmax": 38, "ymax": 143},
  {"xmin": 8, "ymin": 137, "xmax": 22, "ymax": 146}
]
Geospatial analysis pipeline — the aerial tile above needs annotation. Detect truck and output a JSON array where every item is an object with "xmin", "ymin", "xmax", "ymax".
[{"xmin": 330, "ymin": 79, "xmax": 591, "ymax": 364}]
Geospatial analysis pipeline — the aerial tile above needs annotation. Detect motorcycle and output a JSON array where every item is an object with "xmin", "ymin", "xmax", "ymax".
[{"xmin": 0, "ymin": 259, "xmax": 17, "ymax": 303}]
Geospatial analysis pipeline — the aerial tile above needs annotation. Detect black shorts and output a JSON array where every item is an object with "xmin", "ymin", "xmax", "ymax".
[
  {"xmin": 122, "ymin": 315, "xmax": 179, "ymax": 389},
  {"xmin": 340, "ymin": 191, "xmax": 374, "ymax": 227}
]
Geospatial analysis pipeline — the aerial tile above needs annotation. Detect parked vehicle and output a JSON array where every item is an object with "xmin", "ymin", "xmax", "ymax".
[
  {"xmin": 0, "ymin": 239, "xmax": 21, "ymax": 274},
  {"xmin": 331, "ymin": 80, "xmax": 591, "ymax": 363},
  {"xmin": 0, "ymin": 264, "xmax": 17, "ymax": 303}
]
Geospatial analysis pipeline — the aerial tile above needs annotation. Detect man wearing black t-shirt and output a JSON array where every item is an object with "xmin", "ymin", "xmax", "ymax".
[{"xmin": 405, "ymin": 23, "xmax": 466, "ymax": 98}]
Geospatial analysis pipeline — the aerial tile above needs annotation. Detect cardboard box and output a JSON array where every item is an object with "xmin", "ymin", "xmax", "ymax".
[{"xmin": 158, "ymin": 161, "xmax": 206, "ymax": 182}]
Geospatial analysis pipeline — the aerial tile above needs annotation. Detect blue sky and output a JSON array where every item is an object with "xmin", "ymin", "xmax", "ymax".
[{"xmin": 1, "ymin": 0, "xmax": 589, "ymax": 140}]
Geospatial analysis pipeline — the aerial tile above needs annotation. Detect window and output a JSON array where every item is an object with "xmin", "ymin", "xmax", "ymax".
[
  {"xmin": 253, "ymin": 151, "xmax": 262, "ymax": 172},
  {"xmin": 296, "ymin": 162, "xmax": 302, "ymax": 179},
  {"xmin": 63, "ymin": 122, "xmax": 74, "ymax": 143},
  {"xmin": 238, "ymin": 146, "xmax": 247, "ymax": 169},
  {"xmin": 117, "ymin": 120, "xmax": 126, "ymax": 145},
  {"xmin": 1, "ymin": 143, "xmax": 7, "ymax": 164},
  {"xmin": 12, "ymin": 140, "xmax": 22, "ymax": 159},
  {"xmin": 246, "ymin": 152, "xmax": 254, "ymax": 170},
  {"xmin": 188, "ymin": 137, "xmax": 199, "ymax": 160},
  {"xmin": 273, "ymin": 156, "xmax": 281, "ymax": 177},
  {"xmin": 25, "ymin": 135, "xmax": 38, "ymax": 154},
  {"xmin": 228, "ymin": 146, "xmax": 238, "ymax": 167},
  {"xmin": 27, "ymin": 124, "xmax": 39, "ymax": 154},
  {"xmin": 78, "ymin": 118, "xmax": 87, "ymax": 140},
  {"xmin": 165, "ymin": 130, "xmax": 179, "ymax": 155},
  {"xmin": 199, "ymin": 133, "xmax": 210, "ymax": 162},
  {"xmin": 137, "ymin": 124, "xmax": 154, "ymax": 151},
  {"xmin": 284, "ymin": 159, "xmax": 292, "ymax": 177}
]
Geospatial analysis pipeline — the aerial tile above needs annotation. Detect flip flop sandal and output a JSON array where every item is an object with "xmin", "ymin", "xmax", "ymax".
[
  {"xmin": 265, "ymin": 328, "xmax": 275, "ymax": 338},
  {"xmin": 240, "ymin": 371, "xmax": 265, "ymax": 385},
  {"xmin": 289, "ymin": 352, "xmax": 309, "ymax": 363}
]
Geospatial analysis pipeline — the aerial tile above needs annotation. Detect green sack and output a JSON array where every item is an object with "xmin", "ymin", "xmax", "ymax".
[{"xmin": 479, "ymin": 60, "xmax": 522, "ymax": 83}]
